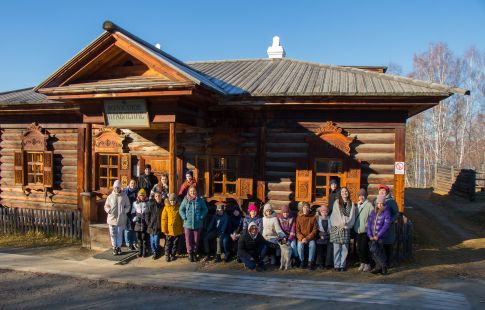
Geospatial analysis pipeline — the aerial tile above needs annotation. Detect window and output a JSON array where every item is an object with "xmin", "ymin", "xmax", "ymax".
[
  {"xmin": 314, "ymin": 158, "xmax": 343, "ymax": 201},
  {"xmin": 26, "ymin": 152, "xmax": 44, "ymax": 185},
  {"xmin": 212, "ymin": 156, "xmax": 238, "ymax": 195},
  {"xmin": 98, "ymin": 153, "xmax": 120, "ymax": 189}
]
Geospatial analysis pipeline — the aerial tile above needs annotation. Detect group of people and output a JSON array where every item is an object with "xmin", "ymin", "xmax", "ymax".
[{"xmin": 104, "ymin": 167, "xmax": 399, "ymax": 275}]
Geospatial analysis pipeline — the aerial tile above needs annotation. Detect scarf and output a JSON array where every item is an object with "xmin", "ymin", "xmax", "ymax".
[{"xmin": 186, "ymin": 189, "xmax": 197, "ymax": 201}]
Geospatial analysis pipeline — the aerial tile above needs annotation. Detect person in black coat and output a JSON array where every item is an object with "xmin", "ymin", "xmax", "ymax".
[
  {"xmin": 328, "ymin": 179, "xmax": 340, "ymax": 215},
  {"xmin": 146, "ymin": 192, "xmax": 164, "ymax": 259},
  {"xmin": 227, "ymin": 205, "xmax": 243, "ymax": 261},
  {"xmin": 237, "ymin": 222, "xmax": 267, "ymax": 271},
  {"xmin": 138, "ymin": 165, "xmax": 159, "ymax": 195}
]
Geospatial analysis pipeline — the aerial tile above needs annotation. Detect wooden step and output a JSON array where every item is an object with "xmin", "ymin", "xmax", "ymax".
[
  {"xmin": 267, "ymin": 181, "xmax": 294, "ymax": 191},
  {"xmin": 267, "ymin": 190, "xmax": 293, "ymax": 201},
  {"xmin": 265, "ymin": 175, "xmax": 295, "ymax": 183}
]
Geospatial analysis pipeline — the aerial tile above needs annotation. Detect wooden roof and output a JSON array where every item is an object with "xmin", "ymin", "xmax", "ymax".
[
  {"xmin": 188, "ymin": 58, "xmax": 469, "ymax": 98},
  {"xmin": 0, "ymin": 87, "xmax": 59, "ymax": 105}
]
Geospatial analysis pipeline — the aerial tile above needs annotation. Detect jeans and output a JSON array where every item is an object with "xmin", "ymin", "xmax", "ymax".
[
  {"xmin": 184, "ymin": 228, "xmax": 201, "ymax": 254},
  {"xmin": 150, "ymin": 233, "xmax": 160, "ymax": 254},
  {"xmin": 109, "ymin": 225, "xmax": 124, "ymax": 248},
  {"xmin": 124, "ymin": 229, "xmax": 136, "ymax": 246},
  {"xmin": 289, "ymin": 239, "xmax": 298, "ymax": 258},
  {"xmin": 297, "ymin": 240, "xmax": 316, "ymax": 262},
  {"xmin": 203, "ymin": 231, "xmax": 226, "ymax": 255},
  {"xmin": 370, "ymin": 240, "xmax": 387, "ymax": 269},
  {"xmin": 333, "ymin": 243, "xmax": 349, "ymax": 268}
]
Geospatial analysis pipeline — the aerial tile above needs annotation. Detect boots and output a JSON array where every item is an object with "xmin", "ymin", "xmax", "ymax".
[{"xmin": 214, "ymin": 254, "xmax": 222, "ymax": 263}]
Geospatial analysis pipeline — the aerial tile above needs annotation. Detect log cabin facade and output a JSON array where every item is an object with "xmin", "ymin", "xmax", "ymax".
[{"xmin": 0, "ymin": 21, "xmax": 468, "ymax": 247}]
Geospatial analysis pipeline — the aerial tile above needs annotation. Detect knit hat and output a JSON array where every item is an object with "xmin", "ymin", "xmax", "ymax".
[
  {"xmin": 330, "ymin": 179, "xmax": 338, "ymax": 185},
  {"xmin": 263, "ymin": 203, "xmax": 273, "ymax": 212},
  {"xmin": 168, "ymin": 193, "xmax": 177, "ymax": 201},
  {"xmin": 248, "ymin": 203, "xmax": 258, "ymax": 213},
  {"xmin": 358, "ymin": 188, "xmax": 368, "ymax": 198},
  {"xmin": 376, "ymin": 194, "xmax": 385, "ymax": 204},
  {"xmin": 112, "ymin": 180, "xmax": 121, "ymax": 188},
  {"xmin": 281, "ymin": 205, "xmax": 290, "ymax": 213},
  {"xmin": 138, "ymin": 188, "xmax": 147, "ymax": 197},
  {"xmin": 378, "ymin": 184, "xmax": 390, "ymax": 192}
]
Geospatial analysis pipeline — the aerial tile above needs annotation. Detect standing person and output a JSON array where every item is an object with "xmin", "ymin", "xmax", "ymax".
[
  {"xmin": 203, "ymin": 203, "xmax": 229, "ymax": 263},
  {"xmin": 378, "ymin": 184, "xmax": 399, "ymax": 267},
  {"xmin": 242, "ymin": 202, "xmax": 263, "ymax": 232},
  {"xmin": 328, "ymin": 179, "xmax": 340, "ymax": 215},
  {"xmin": 179, "ymin": 185, "xmax": 208, "ymax": 262},
  {"xmin": 367, "ymin": 194, "xmax": 391, "ymax": 275},
  {"xmin": 296, "ymin": 202, "xmax": 318, "ymax": 270},
  {"xmin": 262, "ymin": 203, "xmax": 285, "ymax": 266},
  {"xmin": 226, "ymin": 204, "xmax": 243, "ymax": 261},
  {"xmin": 161, "ymin": 193, "xmax": 184, "ymax": 262},
  {"xmin": 354, "ymin": 188, "xmax": 373, "ymax": 272},
  {"xmin": 237, "ymin": 222, "xmax": 267, "ymax": 271},
  {"xmin": 146, "ymin": 192, "xmax": 164, "ymax": 259},
  {"xmin": 316, "ymin": 205, "xmax": 333, "ymax": 269},
  {"xmin": 150, "ymin": 172, "xmax": 169, "ymax": 200},
  {"xmin": 104, "ymin": 180, "xmax": 131, "ymax": 255},
  {"xmin": 277, "ymin": 205, "xmax": 297, "ymax": 263},
  {"xmin": 330, "ymin": 187, "xmax": 356, "ymax": 271},
  {"xmin": 132, "ymin": 189, "xmax": 149, "ymax": 257},
  {"xmin": 138, "ymin": 164, "xmax": 159, "ymax": 195},
  {"xmin": 178, "ymin": 170, "xmax": 197, "ymax": 199},
  {"xmin": 123, "ymin": 178, "xmax": 138, "ymax": 250}
]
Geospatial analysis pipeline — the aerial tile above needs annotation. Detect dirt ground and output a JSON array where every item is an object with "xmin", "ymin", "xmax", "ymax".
[{"xmin": 0, "ymin": 188, "xmax": 484, "ymax": 309}]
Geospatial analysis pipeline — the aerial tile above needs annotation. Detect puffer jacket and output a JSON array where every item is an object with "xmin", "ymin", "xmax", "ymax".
[
  {"xmin": 146, "ymin": 199, "xmax": 164, "ymax": 235},
  {"xmin": 179, "ymin": 196, "xmax": 208, "ymax": 230},
  {"xmin": 206, "ymin": 212, "xmax": 229, "ymax": 237},
  {"xmin": 132, "ymin": 199, "xmax": 149, "ymax": 232},
  {"xmin": 262, "ymin": 212, "xmax": 285, "ymax": 242},
  {"xmin": 237, "ymin": 231, "xmax": 266, "ymax": 261},
  {"xmin": 242, "ymin": 215, "xmax": 263, "ymax": 232},
  {"xmin": 367, "ymin": 206, "xmax": 391, "ymax": 240},
  {"xmin": 161, "ymin": 202, "xmax": 184, "ymax": 236},
  {"xmin": 277, "ymin": 213, "xmax": 296, "ymax": 241},
  {"xmin": 104, "ymin": 191, "xmax": 131, "ymax": 226},
  {"xmin": 382, "ymin": 194, "xmax": 399, "ymax": 244},
  {"xmin": 296, "ymin": 213, "xmax": 318, "ymax": 241}
]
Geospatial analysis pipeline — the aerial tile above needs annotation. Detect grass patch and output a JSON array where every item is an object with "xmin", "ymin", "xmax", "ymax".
[{"xmin": 0, "ymin": 231, "xmax": 81, "ymax": 248}]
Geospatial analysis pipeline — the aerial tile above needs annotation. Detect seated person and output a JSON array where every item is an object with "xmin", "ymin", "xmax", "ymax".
[
  {"xmin": 237, "ymin": 222, "xmax": 266, "ymax": 271},
  {"xmin": 203, "ymin": 203, "xmax": 229, "ymax": 263}
]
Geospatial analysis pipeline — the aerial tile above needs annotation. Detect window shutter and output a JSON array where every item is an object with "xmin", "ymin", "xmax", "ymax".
[
  {"xmin": 295, "ymin": 159, "xmax": 313, "ymax": 203},
  {"xmin": 43, "ymin": 151, "xmax": 54, "ymax": 188},
  {"xmin": 238, "ymin": 155, "xmax": 254, "ymax": 199},
  {"xmin": 345, "ymin": 160, "xmax": 361, "ymax": 202},
  {"xmin": 119, "ymin": 154, "xmax": 131, "ymax": 188},
  {"xmin": 14, "ymin": 151, "xmax": 25, "ymax": 186}
]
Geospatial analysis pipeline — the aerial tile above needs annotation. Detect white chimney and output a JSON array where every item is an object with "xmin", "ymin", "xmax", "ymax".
[
  {"xmin": 267, "ymin": 36, "xmax": 286, "ymax": 58},
  {"xmin": 155, "ymin": 43, "xmax": 161, "ymax": 49}
]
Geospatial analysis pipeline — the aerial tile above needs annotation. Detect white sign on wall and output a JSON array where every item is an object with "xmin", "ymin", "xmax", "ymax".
[
  {"xmin": 395, "ymin": 162, "xmax": 405, "ymax": 175},
  {"xmin": 104, "ymin": 99, "xmax": 150, "ymax": 128}
]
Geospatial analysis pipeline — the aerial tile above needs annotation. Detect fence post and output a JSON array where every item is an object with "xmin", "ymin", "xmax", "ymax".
[{"xmin": 81, "ymin": 192, "xmax": 97, "ymax": 248}]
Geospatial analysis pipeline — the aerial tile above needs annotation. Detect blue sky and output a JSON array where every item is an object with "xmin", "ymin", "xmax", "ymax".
[{"xmin": 0, "ymin": 0, "xmax": 484, "ymax": 92}]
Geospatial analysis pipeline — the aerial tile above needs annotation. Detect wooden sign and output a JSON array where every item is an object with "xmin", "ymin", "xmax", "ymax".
[
  {"xmin": 104, "ymin": 99, "xmax": 150, "ymax": 128},
  {"xmin": 94, "ymin": 128, "xmax": 124, "ymax": 153}
]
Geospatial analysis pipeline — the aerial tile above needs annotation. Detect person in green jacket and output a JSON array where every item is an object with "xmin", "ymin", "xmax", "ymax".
[
  {"xmin": 354, "ymin": 188, "xmax": 373, "ymax": 272},
  {"xmin": 179, "ymin": 185, "xmax": 208, "ymax": 262}
]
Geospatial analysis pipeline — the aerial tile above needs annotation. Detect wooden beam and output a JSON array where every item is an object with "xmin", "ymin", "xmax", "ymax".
[
  {"xmin": 169, "ymin": 122, "xmax": 177, "ymax": 193},
  {"xmin": 83, "ymin": 115, "xmax": 105, "ymax": 124},
  {"xmin": 394, "ymin": 126, "xmax": 405, "ymax": 213},
  {"xmin": 152, "ymin": 115, "xmax": 176, "ymax": 123},
  {"xmin": 45, "ymin": 89, "xmax": 192, "ymax": 100},
  {"xmin": 77, "ymin": 126, "xmax": 86, "ymax": 210}
]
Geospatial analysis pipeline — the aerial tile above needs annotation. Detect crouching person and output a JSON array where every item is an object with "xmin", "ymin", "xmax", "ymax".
[
  {"xmin": 203, "ymin": 203, "xmax": 229, "ymax": 263},
  {"xmin": 162, "ymin": 193, "xmax": 184, "ymax": 262},
  {"xmin": 146, "ymin": 192, "xmax": 164, "ymax": 259},
  {"xmin": 367, "ymin": 194, "xmax": 391, "ymax": 275},
  {"xmin": 104, "ymin": 180, "xmax": 131, "ymax": 255},
  {"xmin": 238, "ymin": 222, "xmax": 267, "ymax": 271}
]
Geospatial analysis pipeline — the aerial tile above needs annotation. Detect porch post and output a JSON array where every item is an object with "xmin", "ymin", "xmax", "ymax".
[
  {"xmin": 169, "ymin": 122, "xmax": 177, "ymax": 194},
  {"xmin": 394, "ymin": 126, "xmax": 405, "ymax": 213}
]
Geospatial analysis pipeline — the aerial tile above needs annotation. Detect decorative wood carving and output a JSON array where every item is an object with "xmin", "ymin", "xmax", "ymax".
[
  {"xmin": 307, "ymin": 122, "xmax": 354, "ymax": 156},
  {"xmin": 22, "ymin": 122, "xmax": 47, "ymax": 151},
  {"xmin": 94, "ymin": 127, "xmax": 124, "ymax": 153}
]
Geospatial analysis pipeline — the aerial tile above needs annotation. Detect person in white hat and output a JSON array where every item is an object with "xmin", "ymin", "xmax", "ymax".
[{"xmin": 104, "ymin": 180, "xmax": 131, "ymax": 255}]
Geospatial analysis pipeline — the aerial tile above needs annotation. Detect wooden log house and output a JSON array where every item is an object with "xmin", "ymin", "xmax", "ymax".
[{"xmin": 0, "ymin": 21, "xmax": 468, "ymax": 248}]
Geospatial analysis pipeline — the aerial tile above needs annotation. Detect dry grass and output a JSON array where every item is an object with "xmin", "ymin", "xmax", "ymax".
[{"xmin": 0, "ymin": 231, "xmax": 80, "ymax": 248}]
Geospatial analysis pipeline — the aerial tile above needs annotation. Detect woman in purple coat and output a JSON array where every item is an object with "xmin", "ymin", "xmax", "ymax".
[{"xmin": 367, "ymin": 194, "xmax": 391, "ymax": 275}]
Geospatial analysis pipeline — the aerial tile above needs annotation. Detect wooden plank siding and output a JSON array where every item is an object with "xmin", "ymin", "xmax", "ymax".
[{"xmin": 0, "ymin": 127, "xmax": 81, "ymax": 211}]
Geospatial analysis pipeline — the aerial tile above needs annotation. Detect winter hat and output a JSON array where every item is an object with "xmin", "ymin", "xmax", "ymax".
[
  {"xmin": 263, "ymin": 203, "xmax": 273, "ymax": 213},
  {"xmin": 248, "ymin": 203, "xmax": 258, "ymax": 213},
  {"xmin": 376, "ymin": 194, "xmax": 385, "ymax": 204},
  {"xmin": 358, "ymin": 188, "xmax": 368, "ymax": 198},
  {"xmin": 112, "ymin": 180, "xmax": 121, "ymax": 188},
  {"xmin": 248, "ymin": 222, "xmax": 258, "ymax": 232},
  {"xmin": 138, "ymin": 188, "xmax": 147, "ymax": 197},
  {"xmin": 281, "ymin": 205, "xmax": 290, "ymax": 213},
  {"xmin": 378, "ymin": 184, "xmax": 390, "ymax": 192},
  {"xmin": 168, "ymin": 193, "xmax": 177, "ymax": 201},
  {"xmin": 330, "ymin": 179, "xmax": 338, "ymax": 185}
]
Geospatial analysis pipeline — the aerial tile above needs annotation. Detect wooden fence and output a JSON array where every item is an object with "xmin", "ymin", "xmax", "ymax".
[
  {"xmin": 434, "ymin": 166, "xmax": 484, "ymax": 201},
  {"xmin": 0, "ymin": 207, "xmax": 81, "ymax": 239},
  {"xmin": 393, "ymin": 215, "xmax": 413, "ymax": 262}
]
